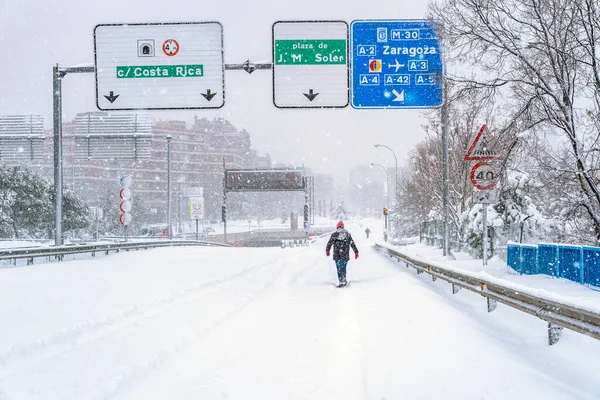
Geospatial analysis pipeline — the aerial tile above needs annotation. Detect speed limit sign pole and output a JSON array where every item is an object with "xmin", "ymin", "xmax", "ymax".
[
  {"xmin": 469, "ymin": 162, "xmax": 498, "ymax": 266},
  {"xmin": 465, "ymin": 124, "xmax": 499, "ymax": 266},
  {"xmin": 482, "ymin": 202, "xmax": 488, "ymax": 265}
]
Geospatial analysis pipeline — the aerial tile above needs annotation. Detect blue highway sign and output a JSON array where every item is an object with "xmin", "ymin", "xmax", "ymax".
[{"xmin": 350, "ymin": 20, "xmax": 443, "ymax": 109}]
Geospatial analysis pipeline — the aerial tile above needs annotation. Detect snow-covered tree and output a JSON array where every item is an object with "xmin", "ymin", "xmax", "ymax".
[
  {"xmin": 0, "ymin": 166, "xmax": 90, "ymax": 238},
  {"xmin": 430, "ymin": 0, "xmax": 600, "ymax": 244},
  {"xmin": 462, "ymin": 170, "xmax": 561, "ymax": 258}
]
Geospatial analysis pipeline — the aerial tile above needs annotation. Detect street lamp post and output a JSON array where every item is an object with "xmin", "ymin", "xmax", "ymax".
[
  {"xmin": 519, "ymin": 215, "xmax": 533, "ymax": 243},
  {"xmin": 53, "ymin": 65, "xmax": 63, "ymax": 246},
  {"xmin": 374, "ymin": 144, "xmax": 398, "ymax": 207},
  {"xmin": 166, "ymin": 135, "xmax": 173, "ymax": 240},
  {"xmin": 371, "ymin": 162, "xmax": 390, "ymax": 239},
  {"xmin": 370, "ymin": 163, "xmax": 390, "ymax": 209}
]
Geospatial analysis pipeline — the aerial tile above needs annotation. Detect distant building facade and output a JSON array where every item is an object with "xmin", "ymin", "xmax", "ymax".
[
  {"xmin": 314, "ymin": 173, "xmax": 336, "ymax": 217},
  {"xmin": 1, "ymin": 113, "xmax": 271, "ymax": 228}
]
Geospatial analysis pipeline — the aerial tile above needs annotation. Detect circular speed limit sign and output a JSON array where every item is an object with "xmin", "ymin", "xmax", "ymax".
[
  {"xmin": 470, "ymin": 162, "xmax": 497, "ymax": 190},
  {"xmin": 162, "ymin": 39, "xmax": 179, "ymax": 56},
  {"xmin": 119, "ymin": 213, "xmax": 132, "ymax": 225}
]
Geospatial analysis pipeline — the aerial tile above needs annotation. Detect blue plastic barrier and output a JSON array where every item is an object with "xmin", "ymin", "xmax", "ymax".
[
  {"xmin": 521, "ymin": 245, "xmax": 538, "ymax": 275},
  {"xmin": 507, "ymin": 243, "xmax": 521, "ymax": 273},
  {"xmin": 558, "ymin": 245, "xmax": 584, "ymax": 284},
  {"xmin": 538, "ymin": 244, "xmax": 559, "ymax": 277},
  {"xmin": 506, "ymin": 242, "xmax": 600, "ymax": 288},
  {"xmin": 583, "ymin": 246, "xmax": 600, "ymax": 288}
]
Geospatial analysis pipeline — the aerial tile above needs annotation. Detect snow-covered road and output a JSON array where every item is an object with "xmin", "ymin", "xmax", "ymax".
[{"xmin": 1, "ymin": 231, "xmax": 599, "ymax": 399}]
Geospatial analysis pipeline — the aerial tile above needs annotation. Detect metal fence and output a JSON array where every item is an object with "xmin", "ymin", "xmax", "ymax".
[
  {"xmin": 420, "ymin": 220, "xmax": 461, "ymax": 250},
  {"xmin": 73, "ymin": 112, "xmax": 152, "ymax": 159},
  {"xmin": 0, "ymin": 240, "xmax": 226, "ymax": 266},
  {"xmin": 0, "ymin": 115, "xmax": 46, "ymax": 161},
  {"xmin": 0, "ymin": 115, "xmax": 44, "ymax": 135},
  {"xmin": 420, "ymin": 219, "xmax": 557, "ymax": 261}
]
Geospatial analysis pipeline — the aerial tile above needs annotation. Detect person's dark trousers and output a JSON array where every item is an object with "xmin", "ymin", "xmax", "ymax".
[{"xmin": 335, "ymin": 260, "xmax": 348, "ymax": 283}]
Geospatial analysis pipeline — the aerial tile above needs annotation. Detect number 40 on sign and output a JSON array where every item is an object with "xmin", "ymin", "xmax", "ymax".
[{"xmin": 470, "ymin": 162, "xmax": 497, "ymax": 190}]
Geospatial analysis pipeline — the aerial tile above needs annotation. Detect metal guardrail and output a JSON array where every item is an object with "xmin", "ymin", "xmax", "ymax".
[
  {"xmin": 101, "ymin": 227, "xmax": 337, "ymax": 245},
  {"xmin": 375, "ymin": 243, "xmax": 600, "ymax": 346},
  {"xmin": 0, "ymin": 240, "xmax": 228, "ymax": 266}
]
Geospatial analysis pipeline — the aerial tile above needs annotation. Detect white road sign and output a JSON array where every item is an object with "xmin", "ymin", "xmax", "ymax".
[
  {"xmin": 273, "ymin": 21, "xmax": 349, "ymax": 108},
  {"xmin": 90, "ymin": 207, "xmax": 104, "ymax": 219},
  {"xmin": 189, "ymin": 196, "xmax": 205, "ymax": 220},
  {"xmin": 119, "ymin": 175, "xmax": 132, "ymax": 188},
  {"xmin": 473, "ymin": 188, "xmax": 499, "ymax": 204},
  {"xmin": 119, "ymin": 188, "xmax": 132, "ymax": 200},
  {"xmin": 94, "ymin": 22, "xmax": 224, "ymax": 110},
  {"xmin": 119, "ymin": 213, "xmax": 132, "ymax": 225}
]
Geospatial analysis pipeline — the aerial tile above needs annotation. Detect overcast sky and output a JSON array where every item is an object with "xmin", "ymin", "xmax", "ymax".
[{"xmin": 0, "ymin": 0, "xmax": 433, "ymax": 183}]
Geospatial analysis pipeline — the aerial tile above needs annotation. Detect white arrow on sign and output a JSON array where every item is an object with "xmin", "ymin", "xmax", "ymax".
[{"xmin": 392, "ymin": 89, "xmax": 405, "ymax": 102}]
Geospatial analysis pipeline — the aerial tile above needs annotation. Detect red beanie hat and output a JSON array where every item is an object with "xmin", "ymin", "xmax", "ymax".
[{"xmin": 336, "ymin": 221, "xmax": 344, "ymax": 229}]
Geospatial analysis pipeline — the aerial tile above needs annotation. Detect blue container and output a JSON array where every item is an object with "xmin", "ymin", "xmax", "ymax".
[
  {"xmin": 583, "ymin": 246, "xmax": 600, "ymax": 287},
  {"xmin": 558, "ymin": 245, "xmax": 584, "ymax": 284},
  {"xmin": 538, "ymin": 243, "xmax": 559, "ymax": 277},
  {"xmin": 520, "ymin": 245, "xmax": 538, "ymax": 275},
  {"xmin": 507, "ymin": 243, "xmax": 521, "ymax": 273}
]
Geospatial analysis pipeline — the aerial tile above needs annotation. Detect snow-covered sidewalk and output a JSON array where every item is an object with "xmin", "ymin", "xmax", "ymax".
[{"xmin": 379, "ymin": 241, "xmax": 600, "ymax": 314}]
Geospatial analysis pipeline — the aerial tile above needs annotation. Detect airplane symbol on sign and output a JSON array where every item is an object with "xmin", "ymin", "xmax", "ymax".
[
  {"xmin": 388, "ymin": 59, "xmax": 405, "ymax": 72},
  {"xmin": 392, "ymin": 89, "xmax": 405, "ymax": 102}
]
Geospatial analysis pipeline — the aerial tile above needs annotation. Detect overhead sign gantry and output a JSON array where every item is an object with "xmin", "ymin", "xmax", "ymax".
[{"xmin": 52, "ymin": 18, "xmax": 445, "ymax": 246}]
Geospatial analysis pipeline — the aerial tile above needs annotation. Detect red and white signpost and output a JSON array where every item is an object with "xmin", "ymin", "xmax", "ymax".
[
  {"xmin": 465, "ymin": 124, "xmax": 499, "ymax": 266},
  {"xmin": 119, "ymin": 176, "xmax": 133, "ymax": 241}
]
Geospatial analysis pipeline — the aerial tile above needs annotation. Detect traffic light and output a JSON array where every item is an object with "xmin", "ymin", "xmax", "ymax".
[
  {"xmin": 222, "ymin": 205, "xmax": 226, "ymax": 223},
  {"xmin": 303, "ymin": 204, "xmax": 309, "ymax": 223},
  {"xmin": 383, "ymin": 207, "xmax": 388, "ymax": 216}
]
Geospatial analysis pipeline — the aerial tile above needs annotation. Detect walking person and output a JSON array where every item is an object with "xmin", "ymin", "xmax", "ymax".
[
  {"xmin": 365, "ymin": 227, "xmax": 371, "ymax": 239},
  {"xmin": 326, "ymin": 221, "xmax": 359, "ymax": 287}
]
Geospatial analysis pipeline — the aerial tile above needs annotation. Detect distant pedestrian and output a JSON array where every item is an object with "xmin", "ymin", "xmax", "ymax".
[
  {"xmin": 365, "ymin": 227, "xmax": 371, "ymax": 239},
  {"xmin": 326, "ymin": 221, "xmax": 359, "ymax": 287}
]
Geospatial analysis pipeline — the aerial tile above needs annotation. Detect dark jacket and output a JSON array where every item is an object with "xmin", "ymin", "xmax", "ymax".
[{"xmin": 326, "ymin": 228, "xmax": 359, "ymax": 261}]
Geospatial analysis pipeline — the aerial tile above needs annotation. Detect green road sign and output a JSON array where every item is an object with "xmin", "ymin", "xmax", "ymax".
[
  {"xmin": 274, "ymin": 40, "xmax": 346, "ymax": 65},
  {"xmin": 272, "ymin": 21, "xmax": 349, "ymax": 108}
]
